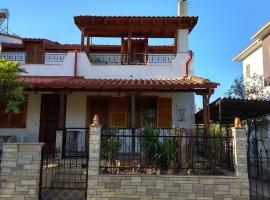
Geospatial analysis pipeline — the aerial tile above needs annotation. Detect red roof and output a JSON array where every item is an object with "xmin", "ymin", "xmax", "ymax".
[{"xmin": 18, "ymin": 76, "xmax": 218, "ymax": 91}]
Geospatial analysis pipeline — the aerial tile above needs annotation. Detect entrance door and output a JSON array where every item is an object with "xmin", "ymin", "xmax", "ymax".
[
  {"xmin": 86, "ymin": 97, "xmax": 109, "ymax": 151},
  {"xmin": 39, "ymin": 94, "xmax": 60, "ymax": 150},
  {"xmin": 87, "ymin": 97, "xmax": 109, "ymax": 128}
]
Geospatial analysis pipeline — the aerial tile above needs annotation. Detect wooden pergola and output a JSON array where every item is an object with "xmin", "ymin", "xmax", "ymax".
[
  {"xmin": 74, "ymin": 15, "xmax": 198, "ymax": 53},
  {"xmin": 195, "ymin": 97, "xmax": 270, "ymax": 125}
]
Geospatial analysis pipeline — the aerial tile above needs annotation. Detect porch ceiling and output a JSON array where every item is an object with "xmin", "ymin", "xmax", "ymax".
[
  {"xmin": 74, "ymin": 16, "xmax": 198, "ymax": 38},
  {"xmin": 18, "ymin": 76, "xmax": 218, "ymax": 92}
]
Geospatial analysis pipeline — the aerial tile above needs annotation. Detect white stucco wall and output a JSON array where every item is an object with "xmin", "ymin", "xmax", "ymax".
[
  {"xmin": 20, "ymin": 51, "xmax": 194, "ymax": 79},
  {"xmin": 0, "ymin": 93, "xmax": 41, "ymax": 143},
  {"xmin": 242, "ymin": 46, "xmax": 264, "ymax": 78}
]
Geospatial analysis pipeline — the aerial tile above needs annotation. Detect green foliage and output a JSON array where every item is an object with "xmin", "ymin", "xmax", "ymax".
[
  {"xmin": 102, "ymin": 128, "xmax": 122, "ymax": 162},
  {"xmin": 142, "ymin": 123, "xmax": 162, "ymax": 166},
  {"xmin": 225, "ymin": 76, "xmax": 244, "ymax": 99},
  {"xmin": 162, "ymin": 138, "xmax": 177, "ymax": 166},
  {"xmin": 0, "ymin": 59, "xmax": 31, "ymax": 113},
  {"xmin": 225, "ymin": 74, "xmax": 269, "ymax": 100}
]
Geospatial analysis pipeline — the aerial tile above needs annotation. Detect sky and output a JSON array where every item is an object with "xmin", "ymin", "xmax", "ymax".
[{"xmin": 1, "ymin": 0, "xmax": 270, "ymax": 105}]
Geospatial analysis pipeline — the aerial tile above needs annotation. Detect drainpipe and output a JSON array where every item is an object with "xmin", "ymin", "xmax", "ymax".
[
  {"xmin": 185, "ymin": 50, "xmax": 193, "ymax": 76},
  {"xmin": 74, "ymin": 50, "xmax": 78, "ymax": 78}
]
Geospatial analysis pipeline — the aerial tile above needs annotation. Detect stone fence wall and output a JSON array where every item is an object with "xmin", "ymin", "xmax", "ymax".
[
  {"xmin": 90, "ymin": 175, "xmax": 249, "ymax": 200},
  {"xmin": 0, "ymin": 143, "xmax": 43, "ymax": 200},
  {"xmin": 87, "ymin": 126, "xmax": 250, "ymax": 200},
  {"xmin": 0, "ymin": 127, "xmax": 250, "ymax": 200}
]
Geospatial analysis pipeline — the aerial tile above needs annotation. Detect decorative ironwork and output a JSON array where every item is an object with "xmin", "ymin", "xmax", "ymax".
[
  {"xmin": 40, "ymin": 148, "xmax": 88, "ymax": 200},
  {"xmin": 99, "ymin": 127, "xmax": 234, "ymax": 175},
  {"xmin": 248, "ymin": 137, "xmax": 270, "ymax": 200},
  {"xmin": 88, "ymin": 53, "xmax": 175, "ymax": 65}
]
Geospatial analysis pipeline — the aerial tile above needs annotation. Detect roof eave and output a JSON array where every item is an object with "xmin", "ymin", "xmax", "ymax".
[
  {"xmin": 233, "ymin": 40, "xmax": 262, "ymax": 62},
  {"xmin": 251, "ymin": 20, "xmax": 270, "ymax": 41}
]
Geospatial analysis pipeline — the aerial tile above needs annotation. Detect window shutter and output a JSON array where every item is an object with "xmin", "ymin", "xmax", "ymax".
[
  {"xmin": 10, "ymin": 104, "xmax": 27, "ymax": 128},
  {"xmin": 110, "ymin": 97, "xmax": 128, "ymax": 128},
  {"xmin": 0, "ymin": 103, "xmax": 8, "ymax": 128},
  {"xmin": 0, "ymin": 102, "xmax": 27, "ymax": 128},
  {"xmin": 157, "ymin": 98, "xmax": 172, "ymax": 128}
]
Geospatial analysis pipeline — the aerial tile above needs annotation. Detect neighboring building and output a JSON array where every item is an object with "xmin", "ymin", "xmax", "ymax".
[
  {"xmin": 233, "ymin": 20, "xmax": 270, "ymax": 82},
  {"xmin": 0, "ymin": 0, "xmax": 218, "ymax": 150},
  {"xmin": 234, "ymin": 20, "xmax": 270, "ymax": 141}
]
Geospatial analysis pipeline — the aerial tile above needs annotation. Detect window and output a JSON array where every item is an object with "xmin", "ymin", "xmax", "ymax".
[
  {"xmin": 246, "ymin": 64, "xmax": 250, "ymax": 77},
  {"xmin": 0, "ymin": 103, "xmax": 27, "ymax": 128},
  {"xmin": 135, "ymin": 97, "xmax": 157, "ymax": 127}
]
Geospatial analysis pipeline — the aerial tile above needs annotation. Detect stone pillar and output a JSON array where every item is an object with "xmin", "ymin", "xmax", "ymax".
[
  {"xmin": 0, "ymin": 143, "xmax": 43, "ymax": 200},
  {"xmin": 87, "ymin": 124, "xmax": 101, "ymax": 199},
  {"xmin": 232, "ymin": 127, "xmax": 248, "ymax": 177}
]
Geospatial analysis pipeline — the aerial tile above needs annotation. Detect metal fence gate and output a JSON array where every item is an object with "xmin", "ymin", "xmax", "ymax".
[
  {"xmin": 248, "ymin": 136, "xmax": 270, "ymax": 200},
  {"xmin": 39, "ymin": 148, "xmax": 88, "ymax": 200}
]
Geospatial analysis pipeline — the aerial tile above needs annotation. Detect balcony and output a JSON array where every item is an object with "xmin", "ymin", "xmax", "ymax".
[
  {"xmin": 0, "ymin": 52, "xmax": 67, "ymax": 64},
  {"xmin": 88, "ymin": 53, "xmax": 175, "ymax": 65}
]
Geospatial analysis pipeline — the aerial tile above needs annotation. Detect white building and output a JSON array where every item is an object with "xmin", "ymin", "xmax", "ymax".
[
  {"xmin": 0, "ymin": 0, "xmax": 218, "ymax": 150},
  {"xmin": 234, "ymin": 20, "xmax": 270, "ymax": 141}
]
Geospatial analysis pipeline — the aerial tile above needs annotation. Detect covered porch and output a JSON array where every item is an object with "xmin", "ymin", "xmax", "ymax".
[{"xmin": 14, "ymin": 75, "xmax": 218, "ymax": 150}]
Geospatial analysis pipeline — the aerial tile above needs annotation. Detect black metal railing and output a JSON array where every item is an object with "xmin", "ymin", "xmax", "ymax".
[
  {"xmin": 62, "ymin": 128, "xmax": 89, "ymax": 157},
  {"xmin": 0, "ymin": 52, "xmax": 67, "ymax": 63},
  {"xmin": 99, "ymin": 128, "xmax": 234, "ymax": 175},
  {"xmin": 249, "ymin": 137, "xmax": 270, "ymax": 200},
  {"xmin": 40, "ymin": 148, "xmax": 88, "ymax": 190},
  {"xmin": 88, "ymin": 53, "xmax": 175, "ymax": 65}
]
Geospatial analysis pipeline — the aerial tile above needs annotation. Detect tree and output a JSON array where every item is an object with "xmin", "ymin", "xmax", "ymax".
[
  {"xmin": 225, "ymin": 74, "xmax": 269, "ymax": 100},
  {"xmin": 0, "ymin": 59, "xmax": 30, "ymax": 113}
]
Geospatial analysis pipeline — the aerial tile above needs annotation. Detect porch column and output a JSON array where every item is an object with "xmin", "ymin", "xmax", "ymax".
[
  {"xmin": 202, "ymin": 93, "xmax": 210, "ymax": 134},
  {"xmin": 128, "ymin": 32, "xmax": 132, "ymax": 64},
  {"xmin": 80, "ymin": 29, "xmax": 85, "ymax": 51},
  {"xmin": 86, "ymin": 36, "xmax": 90, "ymax": 53},
  {"xmin": 174, "ymin": 30, "xmax": 178, "ymax": 54},
  {"xmin": 121, "ymin": 37, "xmax": 125, "ymax": 64},
  {"xmin": 58, "ymin": 93, "xmax": 66, "ymax": 130},
  {"xmin": 131, "ymin": 93, "xmax": 136, "ymax": 159}
]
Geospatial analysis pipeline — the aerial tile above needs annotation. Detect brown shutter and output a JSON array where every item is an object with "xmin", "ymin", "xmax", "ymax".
[
  {"xmin": 157, "ymin": 97, "xmax": 172, "ymax": 128},
  {"xmin": 110, "ymin": 97, "xmax": 128, "ymax": 128},
  {"xmin": 0, "ymin": 102, "xmax": 27, "ymax": 128},
  {"xmin": 0, "ymin": 103, "xmax": 8, "ymax": 128},
  {"xmin": 10, "ymin": 104, "xmax": 28, "ymax": 128}
]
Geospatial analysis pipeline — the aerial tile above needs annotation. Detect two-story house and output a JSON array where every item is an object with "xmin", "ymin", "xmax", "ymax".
[
  {"xmin": 234, "ymin": 20, "xmax": 270, "ymax": 140},
  {"xmin": 0, "ymin": 0, "xmax": 218, "ymax": 150}
]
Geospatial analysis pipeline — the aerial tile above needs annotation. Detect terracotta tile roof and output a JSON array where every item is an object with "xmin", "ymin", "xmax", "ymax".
[{"xmin": 18, "ymin": 76, "xmax": 219, "ymax": 91}]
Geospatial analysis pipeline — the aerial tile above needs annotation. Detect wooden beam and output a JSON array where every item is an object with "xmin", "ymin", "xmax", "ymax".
[
  {"xmin": 80, "ymin": 29, "xmax": 85, "ymax": 51},
  {"xmin": 86, "ymin": 36, "xmax": 90, "ymax": 53},
  {"xmin": 128, "ymin": 32, "xmax": 132, "ymax": 64},
  {"xmin": 202, "ymin": 94, "xmax": 209, "ymax": 134},
  {"xmin": 174, "ymin": 30, "xmax": 178, "ymax": 54}
]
